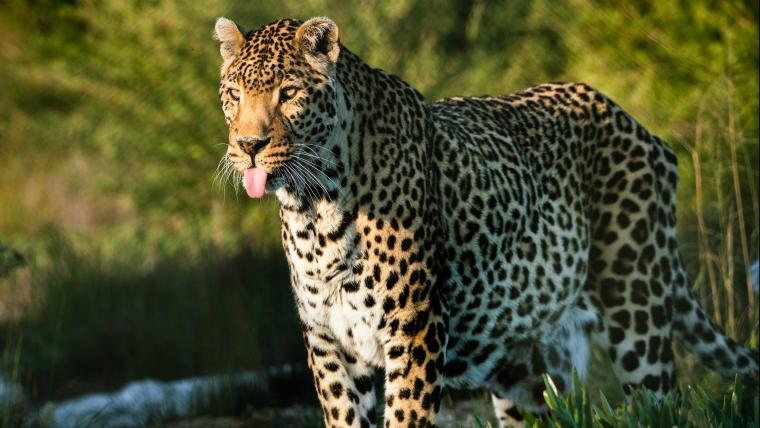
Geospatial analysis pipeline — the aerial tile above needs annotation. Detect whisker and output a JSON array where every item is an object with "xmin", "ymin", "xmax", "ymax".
[
  {"xmin": 294, "ymin": 155, "xmax": 339, "ymax": 191},
  {"xmin": 295, "ymin": 151, "xmax": 338, "ymax": 169},
  {"xmin": 290, "ymin": 157, "xmax": 315, "ymax": 197},
  {"xmin": 294, "ymin": 145, "xmax": 338, "ymax": 166},
  {"xmin": 213, "ymin": 154, "xmax": 232, "ymax": 200},
  {"xmin": 290, "ymin": 162, "xmax": 319, "ymax": 201},
  {"xmin": 292, "ymin": 157, "xmax": 333, "ymax": 200},
  {"xmin": 290, "ymin": 159, "xmax": 325, "ymax": 200},
  {"xmin": 212, "ymin": 153, "xmax": 244, "ymax": 201}
]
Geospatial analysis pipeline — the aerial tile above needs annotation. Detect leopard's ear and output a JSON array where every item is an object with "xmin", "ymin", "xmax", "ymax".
[
  {"xmin": 214, "ymin": 17, "xmax": 245, "ymax": 70},
  {"xmin": 296, "ymin": 17, "xmax": 340, "ymax": 71}
]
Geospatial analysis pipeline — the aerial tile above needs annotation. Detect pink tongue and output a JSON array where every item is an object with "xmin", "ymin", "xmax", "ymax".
[{"xmin": 243, "ymin": 167, "xmax": 268, "ymax": 198}]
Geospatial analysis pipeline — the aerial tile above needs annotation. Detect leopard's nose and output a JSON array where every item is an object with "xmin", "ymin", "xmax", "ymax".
[{"xmin": 237, "ymin": 136, "xmax": 271, "ymax": 156}]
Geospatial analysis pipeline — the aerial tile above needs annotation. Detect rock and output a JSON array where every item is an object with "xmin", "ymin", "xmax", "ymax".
[
  {"xmin": 0, "ymin": 376, "xmax": 25, "ymax": 407},
  {"xmin": 37, "ymin": 364, "xmax": 309, "ymax": 428}
]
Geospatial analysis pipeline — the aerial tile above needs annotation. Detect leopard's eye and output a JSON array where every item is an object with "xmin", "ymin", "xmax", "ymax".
[
  {"xmin": 227, "ymin": 88, "xmax": 241, "ymax": 101},
  {"xmin": 279, "ymin": 86, "xmax": 300, "ymax": 103}
]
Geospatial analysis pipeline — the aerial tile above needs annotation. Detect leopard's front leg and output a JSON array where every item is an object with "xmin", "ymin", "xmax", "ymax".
[
  {"xmin": 304, "ymin": 327, "xmax": 377, "ymax": 428},
  {"xmin": 382, "ymin": 303, "xmax": 446, "ymax": 428}
]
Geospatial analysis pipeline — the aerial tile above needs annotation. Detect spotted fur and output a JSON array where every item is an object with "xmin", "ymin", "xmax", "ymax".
[{"xmin": 213, "ymin": 16, "xmax": 759, "ymax": 428}]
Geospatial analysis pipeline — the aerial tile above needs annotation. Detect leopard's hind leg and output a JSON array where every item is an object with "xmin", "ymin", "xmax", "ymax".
[
  {"xmin": 586, "ymin": 113, "xmax": 757, "ymax": 396},
  {"xmin": 488, "ymin": 340, "xmax": 574, "ymax": 428},
  {"xmin": 489, "ymin": 308, "xmax": 595, "ymax": 427},
  {"xmin": 583, "ymin": 118, "xmax": 683, "ymax": 396}
]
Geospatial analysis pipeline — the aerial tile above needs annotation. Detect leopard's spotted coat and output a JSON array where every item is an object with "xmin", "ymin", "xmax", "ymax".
[{"xmin": 214, "ymin": 16, "xmax": 758, "ymax": 428}]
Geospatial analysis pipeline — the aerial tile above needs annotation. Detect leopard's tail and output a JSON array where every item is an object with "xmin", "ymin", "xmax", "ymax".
[
  {"xmin": 650, "ymin": 134, "xmax": 758, "ymax": 382},
  {"xmin": 671, "ymin": 263, "xmax": 758, "ymax": 381}
]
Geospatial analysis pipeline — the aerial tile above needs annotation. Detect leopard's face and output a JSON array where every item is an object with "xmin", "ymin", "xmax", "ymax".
[{"xmin": 215, "ymin": 17, "xmax": 341, "ymax": 196}]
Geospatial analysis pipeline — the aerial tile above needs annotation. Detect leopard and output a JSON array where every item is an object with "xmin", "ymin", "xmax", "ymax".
[{"xmin": 212, "ymin": 16, "xmax": 759, "ymax": 428}]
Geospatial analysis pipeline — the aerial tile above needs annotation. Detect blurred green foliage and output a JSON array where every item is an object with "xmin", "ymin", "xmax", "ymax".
[
  {"xmin": 2, "ymin": 0, "xmax": 757, "ymax": 258},
  {"xmin": 0, "ymin": 0, "xmax": 757, "ymax": 415}
]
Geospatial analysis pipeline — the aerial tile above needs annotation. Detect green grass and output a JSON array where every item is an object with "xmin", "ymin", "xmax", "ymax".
[
  {"xmin": 1, "ymin": 238, "xmax": 302, "ymax": 402},
  {"xmin": 463, "ymin": 373, "xmax": 759, "ymax": 428},
  {"xmin": 532, "ymin": 372, "xmax": 758, "ymax": 428}
]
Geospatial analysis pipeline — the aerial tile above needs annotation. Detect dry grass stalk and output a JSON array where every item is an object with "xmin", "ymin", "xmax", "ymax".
[
  {"xmin": 724, "ymin": 212, "xmax": 736, "ymax": 337},
  {"xmin": 692, "ymin": 106, "xmax": 722, "ymax": 323},
  {"xmin": 725, "ymin": 78, "xmax": 755, "ymax": 313}
]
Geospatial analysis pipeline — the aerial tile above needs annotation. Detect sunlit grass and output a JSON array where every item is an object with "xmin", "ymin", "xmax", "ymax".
[{"xmin": 523, "ymin": 372, "xmax": 759, "ymax": 428}]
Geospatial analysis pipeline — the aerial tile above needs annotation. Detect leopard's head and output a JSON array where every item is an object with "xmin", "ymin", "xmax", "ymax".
[{"xmin": 214, "ymin": 17, "xmax": 341, "ymax": 199}]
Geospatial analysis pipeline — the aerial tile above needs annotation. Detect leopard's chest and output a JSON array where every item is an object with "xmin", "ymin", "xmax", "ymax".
[{"xmin": 279, "ymin": 200, "xmax": 385, "ymax": 367}]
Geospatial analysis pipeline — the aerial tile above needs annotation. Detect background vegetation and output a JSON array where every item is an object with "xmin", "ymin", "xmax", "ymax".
[{"xmin": 0, "ymin": 0, "xmax": 757, "ymax": 425}]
